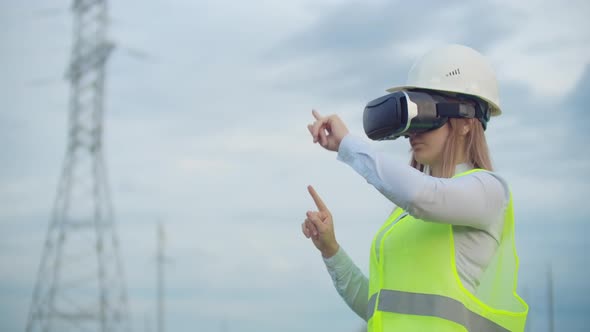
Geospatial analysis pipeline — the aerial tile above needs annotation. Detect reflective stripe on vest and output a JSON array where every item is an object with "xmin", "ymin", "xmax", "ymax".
[{"xmin": 368, "ymin": 289, "xmax": 510, "ymax": 332}]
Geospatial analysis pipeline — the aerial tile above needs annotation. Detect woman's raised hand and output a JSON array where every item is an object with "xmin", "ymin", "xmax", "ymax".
[
  {"xmin": 307, "ymin": 110, "xmax": 349, "ymax": 152},
  {"xmin": 302, "ymin": 185, "xmax": 339, "ymax": 258}
]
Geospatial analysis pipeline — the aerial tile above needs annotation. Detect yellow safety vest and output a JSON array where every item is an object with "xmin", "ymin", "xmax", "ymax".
[{"xmin": 367, "ymin": 169, "xmax": 528, "ymax": 332}]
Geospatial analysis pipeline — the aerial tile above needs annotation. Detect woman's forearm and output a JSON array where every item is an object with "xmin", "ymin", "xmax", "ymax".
[{"xmin": 323, "ymin": 247, "xmax": 369, "ymax": 321}]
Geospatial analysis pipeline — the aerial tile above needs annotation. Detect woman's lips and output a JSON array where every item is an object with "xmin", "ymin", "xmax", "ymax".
[{"xmin": 410, "ymin": 140, "xmax": 424, "ymax": 148}]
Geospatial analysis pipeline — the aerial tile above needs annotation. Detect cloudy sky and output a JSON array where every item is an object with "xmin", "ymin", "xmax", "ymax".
[{"xmin": 1, "ymin": 0, "xmax": 589, "ymax": 331}]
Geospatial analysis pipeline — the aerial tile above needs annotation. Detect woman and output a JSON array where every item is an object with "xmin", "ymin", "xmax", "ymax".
[{"xmin": 302, "ymin": 44, "xmax": 528, "ymax": 331}]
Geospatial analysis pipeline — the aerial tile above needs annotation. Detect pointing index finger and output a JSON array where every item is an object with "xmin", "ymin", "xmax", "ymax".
[
  {"xmin": 312, "ymin": 109, "xmax": 322, "ymax": 120},
  {"xmin": 308, "ymin": 185, "xmax": 328, "ymax": 212}
]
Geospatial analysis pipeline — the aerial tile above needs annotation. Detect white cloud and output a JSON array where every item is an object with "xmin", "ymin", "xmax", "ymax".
[{"xmin": 487, "ymin": 0, "xmax": 590, "ymax": 98}]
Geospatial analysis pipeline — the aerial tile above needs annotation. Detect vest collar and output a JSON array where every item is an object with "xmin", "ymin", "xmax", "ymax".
[{"xmin": 454, "ymin": 162, "xmax": 474, "ymax": 175}]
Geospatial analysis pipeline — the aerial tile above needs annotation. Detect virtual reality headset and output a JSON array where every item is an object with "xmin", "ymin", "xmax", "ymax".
[{"xmin": 363, "ymin": 89, "xmax": 491, "ymax": 140}]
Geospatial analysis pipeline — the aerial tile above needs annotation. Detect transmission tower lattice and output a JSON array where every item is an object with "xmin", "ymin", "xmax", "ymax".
[{"xmin": 26, "ymin": 1, "xmax": 130, "ymax": 331}]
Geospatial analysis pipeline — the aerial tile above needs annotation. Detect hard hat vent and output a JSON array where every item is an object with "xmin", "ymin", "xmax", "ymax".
[{"xmin": 445, "ymin": 68, "xmax": 461, "ymax": 77}]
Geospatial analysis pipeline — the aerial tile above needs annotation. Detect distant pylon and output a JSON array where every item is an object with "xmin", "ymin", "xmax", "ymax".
[
  {"xmin": 157, "ymin": 223, "xmax": 165, "ymax": 332},
  {"xmin": 547, "ymin": 263, "xmax": 554, "ymax": 332},
  {"xmin": 25, "ymin": 1, "xmax": 130, "ymax": 331}
]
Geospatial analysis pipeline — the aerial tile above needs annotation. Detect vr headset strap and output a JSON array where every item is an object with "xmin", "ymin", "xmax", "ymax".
[
  {"xmin": 436, "ymin": 102, "xmax": 490, "ymax": 130},
  {"xmin": 436, "ymin": 102, "xmax": 476, "ymax": 118}
]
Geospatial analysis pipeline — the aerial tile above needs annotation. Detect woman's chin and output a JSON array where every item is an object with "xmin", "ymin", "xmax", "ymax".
[{"xmin": 413, "ymin": 153, "xmax": 431, "ymax": 166}]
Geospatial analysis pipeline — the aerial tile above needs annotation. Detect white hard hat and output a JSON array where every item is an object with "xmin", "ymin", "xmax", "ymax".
[{"xmin": 387, "ymin": 44, "xmax": 501, "ymax": 116}]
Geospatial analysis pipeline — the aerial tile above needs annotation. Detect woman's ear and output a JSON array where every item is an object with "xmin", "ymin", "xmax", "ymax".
[{"xmin": 459, "ymin": 119, "xmax": 472, "ymax": 136}]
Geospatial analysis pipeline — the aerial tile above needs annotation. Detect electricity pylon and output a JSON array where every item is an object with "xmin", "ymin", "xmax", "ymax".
[{"xmin": 26, "ymin": 1, "xmax": 130, "ymax": 331}]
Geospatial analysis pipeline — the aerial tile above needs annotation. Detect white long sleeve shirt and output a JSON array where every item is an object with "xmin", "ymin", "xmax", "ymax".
[{"xmin": 323, "ymin": 134, "xmax": 510, "ymax": 321}]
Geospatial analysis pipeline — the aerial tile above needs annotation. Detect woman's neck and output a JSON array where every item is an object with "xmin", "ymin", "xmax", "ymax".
[
  {"xmin": 430, "ymin": 161, "xmax": 471, "ymax": 177},
  {"xmin": 430, "ymin": 140, "xmax": 468, "ymax": 177},
  {"xmin": 430, "ymin": 163, "xmax": 444, "ymax": 178}
]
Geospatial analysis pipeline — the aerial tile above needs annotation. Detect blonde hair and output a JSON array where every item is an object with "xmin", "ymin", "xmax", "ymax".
[{"xmin": 410, "ymin": 118, "xmax": 493, "ymax": 178}]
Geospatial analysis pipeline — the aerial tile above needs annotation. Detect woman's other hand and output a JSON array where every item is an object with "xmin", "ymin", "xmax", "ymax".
[
  {"xmin": 301, "ymin": 185, "xmax": 340, "ymax": 258},
  {"xmin": 307, "ymin": 110, "xmax": 349, "ymax": 152}
]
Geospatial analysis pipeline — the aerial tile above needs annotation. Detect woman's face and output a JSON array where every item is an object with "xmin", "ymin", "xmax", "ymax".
[{"xmin": 409, "ymin": 122, "xmax": 451, "ymax": 166}]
